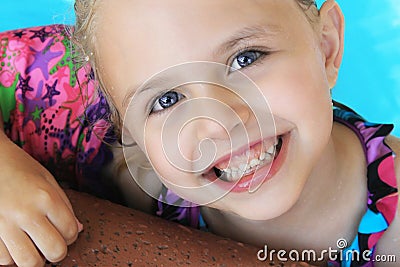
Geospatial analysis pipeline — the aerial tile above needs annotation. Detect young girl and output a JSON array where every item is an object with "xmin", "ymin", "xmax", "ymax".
[
  {"xmin": 0, "ymin": 0, "xmax": 399, "ymax": 266},
  {"xmin": 74, "ymin": 0, "xmax": 400, "ymax": 266}
]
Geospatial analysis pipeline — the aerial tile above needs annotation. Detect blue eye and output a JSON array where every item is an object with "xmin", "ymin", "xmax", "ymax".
[
  {"xmin": 231, "ymin": 51, "xmax": 262, "ymax": 71},
  {"xmin": 151, "ymin": 91, "xmax": 183, "ymax": 113}
]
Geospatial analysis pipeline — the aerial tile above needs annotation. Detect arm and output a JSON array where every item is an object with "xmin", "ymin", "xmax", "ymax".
[
  {"xmin": 0, "ymin": 26, "xmax": 84, "ymax": 266},
  {"xmin": 0, "ymin": 102, "xmax": 83, "ymax": 267}
]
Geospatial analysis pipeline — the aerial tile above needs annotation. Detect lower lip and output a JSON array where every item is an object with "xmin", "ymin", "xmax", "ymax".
[{"xmin": 205, "ymin": 133, "xmax": 290, "ymax": 193}]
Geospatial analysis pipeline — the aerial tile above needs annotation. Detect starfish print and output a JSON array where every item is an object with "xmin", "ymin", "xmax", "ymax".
[
  {"xmin": 26, "ymin": 38, "xmax": 63, "ymax": 80},
  {"xmin": 29, "ymin": 27, "xmax": 50, "ymax": 43},
  {"xmin": 47, "ymin": 108, "xmax": 80, "ymax": 155},
  {"xmin": 53, "ymin": 65, "xmax": 70, "ymax": 84},
  {"xmin": 16, "ymin": 74, "xmax": 34, "ymax": 99},
  {"xmin": 13, "ymin": 31, "xmax": 25, "ymax": 38},
  {"xmin": 42, "ymin": 80, "xmax": 60, "ymax": 106},
  {"xmin": 31, "ymin": 106, "xmax": 43, "ymax": 121}
]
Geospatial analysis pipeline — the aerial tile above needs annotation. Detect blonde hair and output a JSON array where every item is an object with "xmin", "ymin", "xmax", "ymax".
[
  {"xmin": 71, "ymin": 0, "xmax": 123, "ymax": 136},
  {"xmin": 71, "ymin": 0, "xmax": 319, "ymax": 136}
]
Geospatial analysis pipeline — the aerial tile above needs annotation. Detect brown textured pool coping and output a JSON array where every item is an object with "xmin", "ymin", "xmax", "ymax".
[{"xmin": 35, "ymin": 190, "xmax": 310, "ymax": 267}]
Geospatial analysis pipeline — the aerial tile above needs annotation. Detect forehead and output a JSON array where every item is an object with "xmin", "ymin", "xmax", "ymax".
[
  {"xmin": 96, "ymin": 0, "xmax": 303, "ymax": 45},
  {"xmin": 95, "ymin": 0, "xmax": 311, "ymax": 90}
]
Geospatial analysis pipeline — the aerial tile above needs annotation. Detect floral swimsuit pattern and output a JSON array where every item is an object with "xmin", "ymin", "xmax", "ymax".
[
  {"xmin": 0, "ymin": 25, "xmax": 398, "ymax": 267},
  {"xmin": 0, "ymin": 25, "xmax": 116, "ymax": 200}
]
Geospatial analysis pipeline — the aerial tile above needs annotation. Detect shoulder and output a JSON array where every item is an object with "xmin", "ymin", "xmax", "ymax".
[
  {"xmin": 385, "ymin": 134, "xmax": 400, "ymax": 150},
  {"xmin": 385, "ymin": 135, "xmax": 400, "ymax": 177},
  {"xmin": 384, "ymin": 135, "xmax": 400, "ymax": 207},
  {"xmin": 376, "ymin": 135, "xmax": 400, "ymax": 263}
]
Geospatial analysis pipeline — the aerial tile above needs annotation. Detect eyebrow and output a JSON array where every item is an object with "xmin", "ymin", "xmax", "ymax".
[
  {"xmin": 123, "ymin": 24, "xmax": 283, "ymax": 106},
  {"xmin": 214, "ymin": 24, "xmax": 283, "ymax": 57},
  {"xmin": 123, "ymin": 76, "xmax": 169, "ymax": 107}
]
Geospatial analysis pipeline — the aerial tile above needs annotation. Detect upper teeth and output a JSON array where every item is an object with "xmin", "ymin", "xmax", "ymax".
[{"xmin": 216, "ymin": 141, "xmax": 277, "ymax": 182}]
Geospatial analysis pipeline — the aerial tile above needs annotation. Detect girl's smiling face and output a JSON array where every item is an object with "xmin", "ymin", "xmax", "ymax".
[{"xmin": 95, "ymin": 0, "xmax": 344, "ymax": 220}]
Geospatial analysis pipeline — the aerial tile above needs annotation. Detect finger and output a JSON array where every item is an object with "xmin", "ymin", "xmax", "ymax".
[
  {"xmin": 0, "ymin": 238, "xmax": 13, "ymax": 266},
  {"xmin": 42, "ymin": 193, "xmax": 79, "ymax": 245},
  {"xmin": 23, "ymin": 218, "xmax": 67, "ymax": 263},
  {"xmin": 53, "ymin": 188, "xmax": 84, "ymax": 233},
  {"xmin": 33, "ymin": 188, "xmax": 80, "ymax": 245},
  {"xmin": 1, "ymin": 226, "xmax": 44, "ymax": 267},
  {"xmin": 41, "ymin": 177, "xmax": 83, "ymax": 232},
  {"xmin": 41, "ymin": 172, "xmax": 74, "ymax": 212}
]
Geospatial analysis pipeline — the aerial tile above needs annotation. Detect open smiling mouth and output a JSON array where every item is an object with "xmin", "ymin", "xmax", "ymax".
[{"xmin": 202, "ymin": 134, "xmax": 287, "ymax": 193}]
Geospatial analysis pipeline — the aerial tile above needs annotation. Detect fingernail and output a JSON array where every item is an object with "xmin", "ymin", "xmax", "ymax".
[{"xmin": 77, "ymin": 220, "xmax": 84, "ymax": 232}]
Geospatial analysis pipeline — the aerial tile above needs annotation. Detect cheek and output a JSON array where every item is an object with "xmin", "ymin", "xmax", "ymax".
[
  {"xmin": 143, "ymin": 129, "xmax": 211, "ymax": 205},
  {"xmin": 254, "ymin": 52, "xmax": 332, "ymax": 124},
  {"xmin": 144, "ymin": 123, "xmax": 196, "ymax": 188},
  {"xmin": 253, "ymin": 53, "xmax": 333, "ymax": 155}
]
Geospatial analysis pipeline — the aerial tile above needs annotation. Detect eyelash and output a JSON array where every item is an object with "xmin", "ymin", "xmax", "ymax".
[
  {"xmin": 148, "ymin": 47, "xmax": 269, "ymax": 115},
  {"xmin": 228, "ymin": 46, "xmax": 269, "ymax": 73},
  {"xmin": 149, "ymin": 90, "xmax": 185, "ymax": 115}
]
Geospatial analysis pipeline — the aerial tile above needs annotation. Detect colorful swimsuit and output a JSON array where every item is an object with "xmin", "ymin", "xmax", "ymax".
[
  {"xmin": 0, "ymin": 25, "xmax": 398, "ymax": 267},
  {"xmin": 328, "ymin": 104, "xmax": 398, "ymax": 267},
  {"xmin": 0, "ymin": 25, "xmax": 117, "ymax": 200}
]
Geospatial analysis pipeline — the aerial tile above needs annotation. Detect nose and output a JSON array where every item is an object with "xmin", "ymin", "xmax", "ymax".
[{"xmin": 194, "ymin": 86, "xmax": 251, "ymax": 141}]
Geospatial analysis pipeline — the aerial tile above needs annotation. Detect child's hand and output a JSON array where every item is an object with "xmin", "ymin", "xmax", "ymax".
[{"xmin": 0, "ymin": 133, "xmax": 83, "ymax": 267}]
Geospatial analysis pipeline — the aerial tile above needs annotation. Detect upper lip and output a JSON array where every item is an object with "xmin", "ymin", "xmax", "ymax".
[{"xmin": 201, "ymin": 135, "xmax": 278, "ymax": 175}]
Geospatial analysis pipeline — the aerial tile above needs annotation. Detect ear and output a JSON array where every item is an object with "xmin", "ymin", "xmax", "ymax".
[{"xmin": 319, "ymin": 0, "xmax": 345, "ymax": 88}]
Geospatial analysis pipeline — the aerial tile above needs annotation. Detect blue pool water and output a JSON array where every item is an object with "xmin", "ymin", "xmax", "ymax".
[{"xmin": 1, "ymin": 0, "xmax": 399, "ymax": 136}]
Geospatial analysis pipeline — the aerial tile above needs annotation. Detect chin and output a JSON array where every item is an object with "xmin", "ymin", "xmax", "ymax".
[
  {"xmin": 224, "ymin": 191, "xmax": 300, "ymax": 221},
  {"xmin": 234, "ymin": 206, "xmax": 288, "ymax": 221}
]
